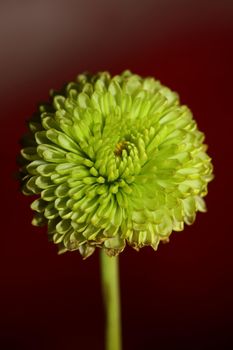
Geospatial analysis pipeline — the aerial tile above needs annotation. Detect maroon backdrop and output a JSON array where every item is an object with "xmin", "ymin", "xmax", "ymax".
[{"xmin": 1, "ymin": 1, "xmax": 233, "ymax": 349}]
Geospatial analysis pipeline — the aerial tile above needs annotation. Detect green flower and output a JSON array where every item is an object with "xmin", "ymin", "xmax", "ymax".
[{"xmin": 19, "ymin": 71, "xmax": 213, "ymax": 258}]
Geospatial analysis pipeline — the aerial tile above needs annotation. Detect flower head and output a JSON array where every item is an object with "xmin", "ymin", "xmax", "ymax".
[{"xmin": 19, "ymin": 71, "xmax": 213, "ymax": 258}]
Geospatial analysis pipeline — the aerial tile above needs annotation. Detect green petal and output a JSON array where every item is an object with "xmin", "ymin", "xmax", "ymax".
[
  {"xmin": 21, "ymin": 147, "xmax": 39, "ymax": 161},
  {"xmin": 31, "ymin": 198, "xmax": 47, "ymax": 213}
]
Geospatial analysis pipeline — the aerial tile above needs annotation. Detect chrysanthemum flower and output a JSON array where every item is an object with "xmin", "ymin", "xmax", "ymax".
[{"xmin": 19, "ymin": 71, "xmax": 213, "ymax": 258}]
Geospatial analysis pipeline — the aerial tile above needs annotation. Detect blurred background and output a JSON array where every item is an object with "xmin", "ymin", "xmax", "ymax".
[{"xmin": 1, "ymin": 0, "xmax": 233, "ymax": 349}]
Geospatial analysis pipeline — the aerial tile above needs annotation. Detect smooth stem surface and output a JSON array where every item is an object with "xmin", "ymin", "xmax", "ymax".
[{"xmin": 100, "ymin": 251, "xmax": 122, "ymax": 350}]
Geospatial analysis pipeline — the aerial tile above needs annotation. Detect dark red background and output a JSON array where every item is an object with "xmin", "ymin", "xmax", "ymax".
[{"xmin": 1, "ymin": 1, "xmax": 233, "ymax": 349}]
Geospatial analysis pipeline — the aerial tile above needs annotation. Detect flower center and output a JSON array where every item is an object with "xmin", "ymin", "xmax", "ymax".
[{"xmin": 114, "ymin": 141, "xmax": 128, "ymax": 156}]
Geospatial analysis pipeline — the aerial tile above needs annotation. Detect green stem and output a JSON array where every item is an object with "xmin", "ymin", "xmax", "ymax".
[{"xmin": 100, "ymin": 250, "xmax": 122, "ymax": 350}]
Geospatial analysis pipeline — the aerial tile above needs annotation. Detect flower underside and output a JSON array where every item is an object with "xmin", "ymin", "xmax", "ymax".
[{"xmin": 19, "ymin": 71, "xmax": 213, "ymax": 258}]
